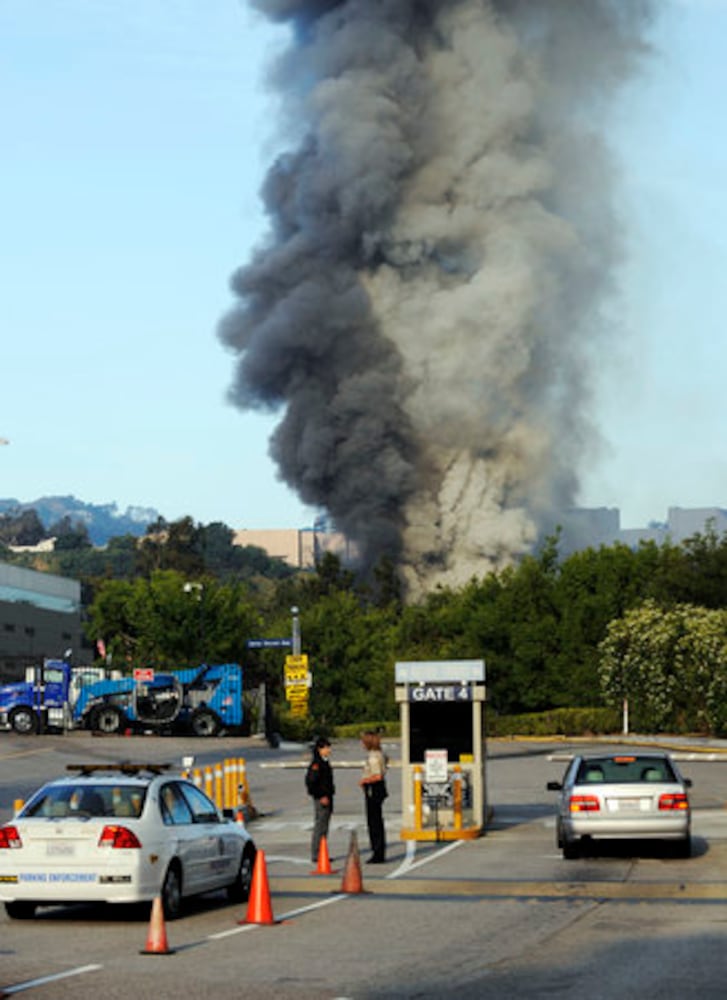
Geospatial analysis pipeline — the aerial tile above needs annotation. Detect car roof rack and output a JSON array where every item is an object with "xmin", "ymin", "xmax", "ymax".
[{"xmin": 66, "ymin": 763, "xmax": 172, "ymax": 777}]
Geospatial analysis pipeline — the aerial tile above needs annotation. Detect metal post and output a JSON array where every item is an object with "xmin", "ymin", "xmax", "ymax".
[{"xmin": 291, "ymin": 606, "xmax": 301, "ymax": 656}]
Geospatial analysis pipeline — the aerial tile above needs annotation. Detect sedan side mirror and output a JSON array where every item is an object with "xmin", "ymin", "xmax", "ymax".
[
  {"xmin": 546, "ymin": 781, "xmax": 562, "ymax": 791},
  {"xmin": 684, "ymin": 778, "xmax": 693, "ymax": 788}
]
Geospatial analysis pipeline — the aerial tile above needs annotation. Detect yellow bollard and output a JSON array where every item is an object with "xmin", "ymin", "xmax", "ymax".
[
  {"xmin": 192, "ymin": 767, "xmax": 202, "ymax": 789},
  {"xmin": 413, "ymin": 765, "xmax": 423, "ymax": 832},
  {"xmin": 214, "ymin": 762, "xmax": 224, "ymax": 809},
  {"xmin": 452, "ymin": 765, "xmax": 463, "ymax": 831},
  {"xmin": 238, "ymin": 758, "xmax": 249, "ymax": 806},
  {"xmin": 13, "ymin": 799, "xmax": 24, "ymax": 816},
  {"xmin": 204, "ymin": 766, "xmax": 214, "ymax": 801},
  {"xmin": 223, "ymin": 758, "xmax": 233, "ymax": 810}
]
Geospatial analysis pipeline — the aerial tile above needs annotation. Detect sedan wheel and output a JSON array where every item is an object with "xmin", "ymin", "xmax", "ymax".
[
  {"xmin": 161, "ymin": 864, "xmax": 182, "ymax": 920},
  {"xmin": 227, "ymin": 846, "xmax": 256, "ymax": 903},
  {"xmin": 562, "ymin": 837, "xmax": 579, "ymax": 860}
]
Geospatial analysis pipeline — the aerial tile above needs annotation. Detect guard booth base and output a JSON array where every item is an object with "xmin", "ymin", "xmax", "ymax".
[{"xmin": 395, "ymin": 660, "xmax": 486, "ymax": 842}]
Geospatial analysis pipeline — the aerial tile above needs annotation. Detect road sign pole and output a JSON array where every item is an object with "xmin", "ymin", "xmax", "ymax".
[{"xmin": 291, "ymin": 606, "xmax": 301, "ymax": 656}]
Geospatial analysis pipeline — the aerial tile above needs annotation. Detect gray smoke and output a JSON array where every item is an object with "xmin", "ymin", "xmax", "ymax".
[{"xmin": 220, "ymin": 0, "xmax": 655, "ymax": 598}]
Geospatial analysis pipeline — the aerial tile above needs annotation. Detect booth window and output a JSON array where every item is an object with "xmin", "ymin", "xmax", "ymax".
[{"xmin": 409, "ymin": 701, "xmax": 477, "ymax": 762}]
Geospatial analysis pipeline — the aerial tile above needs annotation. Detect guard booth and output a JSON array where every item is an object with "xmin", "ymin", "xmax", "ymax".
[{"xmin": 396, "ymin": 660, "xmax": 486, "ymax": 841}]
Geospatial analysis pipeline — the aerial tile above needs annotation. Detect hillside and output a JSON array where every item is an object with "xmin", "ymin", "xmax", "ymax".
[{"xmin": 0, "ymin": 496, "xmax": 160, "ymax": 546}]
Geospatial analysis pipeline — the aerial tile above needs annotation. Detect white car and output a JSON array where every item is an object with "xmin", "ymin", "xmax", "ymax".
[
  {"xmin": 0, "ymin": 763, "xmax": 256, "ymax": 920},
  {"xmin": 547, "ymin": 751, "xmax": 692, "ymax": 859}
]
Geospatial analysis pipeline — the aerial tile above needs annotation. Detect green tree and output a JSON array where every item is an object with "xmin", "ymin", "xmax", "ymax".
[
  {"xmin": 85, "ymin": 570, "xmax": 262, "ymax": 670},
  {"xmin": 599, "ymin": 599, "xmax": 727, "ymax": 734}
]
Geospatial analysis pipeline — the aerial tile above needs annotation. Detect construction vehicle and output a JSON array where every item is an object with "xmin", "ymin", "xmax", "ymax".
[{"xmin": 0, "ymin": 660, "xmax": 244, "ymax": 737}]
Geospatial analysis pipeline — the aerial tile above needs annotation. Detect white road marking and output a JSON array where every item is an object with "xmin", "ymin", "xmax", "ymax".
[{"xmin": 2, "ymin": 964, "xmax": 102, "ymax": 995}]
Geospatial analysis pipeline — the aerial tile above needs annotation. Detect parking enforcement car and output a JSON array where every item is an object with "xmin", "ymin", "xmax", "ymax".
[
  {"xmin": 547, "ymin": 751, "xmax": 692, "ymax": 859},
  {"xmin": 0, "ymin": 763, "xmax": 256, "ymax": 920}
]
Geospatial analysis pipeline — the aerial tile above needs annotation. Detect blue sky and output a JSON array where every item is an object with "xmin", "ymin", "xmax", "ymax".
[{"xmin": 1, "ymin": 0, "xmax": 725, "ymax": 533}]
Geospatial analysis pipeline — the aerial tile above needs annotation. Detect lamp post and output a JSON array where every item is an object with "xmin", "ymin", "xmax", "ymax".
[
  {"xmin": 183, "ymin": 582, "xmax": 204, "ymax": 664},
  {"xmin": 291, "ymin": 606, "xmax": 301, "ymax": 656}
]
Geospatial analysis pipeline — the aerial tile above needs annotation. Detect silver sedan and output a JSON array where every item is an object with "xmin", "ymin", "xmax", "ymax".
[{"xmin": 547, "ymin": 751, "xmax": 692, "ymax": 859}]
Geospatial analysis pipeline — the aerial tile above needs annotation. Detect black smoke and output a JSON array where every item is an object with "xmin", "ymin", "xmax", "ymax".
[{"xmin": 220, "ymin": 0, "xmax": 656, "ymax": 596}]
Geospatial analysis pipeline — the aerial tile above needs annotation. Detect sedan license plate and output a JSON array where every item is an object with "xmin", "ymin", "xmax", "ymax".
[
  {"xmin": 46, "ymin": 843, "xmax": 76, "ymax": 857},
  {"xmin": 607, "ymin": 797, "xmax": 643, "ymax": 812}
]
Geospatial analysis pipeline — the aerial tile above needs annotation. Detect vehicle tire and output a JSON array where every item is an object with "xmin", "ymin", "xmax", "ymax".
[
  {"xmin": 9, "ymin": 707, "xmax": 39, "ymax": 735},
  {"xmin": 562, "ymin": 837, "xmax": 580, "ymax": 860},
  {"xmin": 92, "ymin": 704, "xmax": 125, "ymax": 735},
  {"xmin": 190, "ymin": 708, "xmax": 221, "ymax": 738},
  {"xmin": 161, "ymin": 863, "xmax": 183, "ymax": 921},
  {"xmin": 227, "ymin": 845, "xmax": 257, "ymax": 904},
  {"xmin": 5, "ymin": 901, "xmax": 36, "ymax": 919}
]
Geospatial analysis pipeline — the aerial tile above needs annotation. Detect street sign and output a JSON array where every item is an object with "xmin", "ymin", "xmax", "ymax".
[
  {"xmin": 285, "ymin": 653, "xmax": 309, "ymax": 669},
  {"xmin": 285, "ymin": 669, "xmax": 311, "ymax": 686},
  {"xmin": 246, "ymin": 638, "xmax": 293, "ymax": 649},
  {"xmin": 285, "ymin": 683, "xmax": 309, "ymax": 701}
]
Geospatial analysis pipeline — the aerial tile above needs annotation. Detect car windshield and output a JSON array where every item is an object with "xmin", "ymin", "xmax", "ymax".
[
  {"xmin": 575, "ymin": 756, "xmax": 678, "ymax": 785},
  {"xmin": 23, "ymin": 783, "xmax": 147, "ymax": 818}
]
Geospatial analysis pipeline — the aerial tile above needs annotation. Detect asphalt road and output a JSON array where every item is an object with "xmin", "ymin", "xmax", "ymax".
[{"xmin": 3, "ymin": 732, "xmax": 727, "ymax": 999}]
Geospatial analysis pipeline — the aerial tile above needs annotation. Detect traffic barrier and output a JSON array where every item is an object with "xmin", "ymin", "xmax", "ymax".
[
  {"xmin": 311, "ymin": 835, "xmax": 336, "ymax": 875},
  {"xmin": 140, "ymin": 895, "xmax": 175, "ymax": 955},
  {"xmin": 193, "ymin": 758, "xmax": 257, "ymax": 819},
  {"xmin": 453, "ymin": 765, "xmax": 463, "ymax": 831},
  {"xmin": 340, "ymin": 830, "xmax": 366, "ymax": 894},
  {"xmin": 239, "ymin": 849, "xmax": 277, "ymax": 925}
]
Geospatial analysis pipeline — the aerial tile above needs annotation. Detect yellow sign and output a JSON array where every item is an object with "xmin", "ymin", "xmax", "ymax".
[
  {"xmin": 285, "ymin": 666, "xmax": 310, "ymax": 684},
  {"xmin": 286, "ymin": 684, "xmax": 309, "ymax": 702},
  {"xmin": 285, "ymin": 654, "xmax": 309, "ymax": 670}
]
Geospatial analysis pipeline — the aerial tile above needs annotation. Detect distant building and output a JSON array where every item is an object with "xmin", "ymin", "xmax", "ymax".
[
  {"xmin": 0, "ymin": 562, "xmax": 82, "ymax": 682},
  {"xmin": 232, "ymin": 528, "xmax": 356, "ymax": 570},
  {"xmin": 665, "ymin": 507, "xmax": 727, "ymax": 543}
]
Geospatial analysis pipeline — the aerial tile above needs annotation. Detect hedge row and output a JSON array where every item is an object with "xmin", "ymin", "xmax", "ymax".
[
  {"xmin": 486, "ymin": 706, "xmax": 621, "ymax": 737},
  {"xmin": 281, "ymin": 708, "xmax": 622, "ymax": 742}
]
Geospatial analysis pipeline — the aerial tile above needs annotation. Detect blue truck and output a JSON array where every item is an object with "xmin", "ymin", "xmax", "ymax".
[{"xmin": 0, "ymin": 660, "xmax": 244, "ymax": 737}]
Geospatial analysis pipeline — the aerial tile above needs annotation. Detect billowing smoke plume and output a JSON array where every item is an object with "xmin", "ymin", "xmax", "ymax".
[{"xmin": 220, "ymin": 0, "xmax": 654, "ymax": 598}]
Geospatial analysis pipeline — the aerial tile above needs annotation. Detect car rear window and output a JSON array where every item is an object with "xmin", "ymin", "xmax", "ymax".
[
  {"xmin": 575, "ymin": 756, "xmax": 677, "ymax": 784},
  {"xmin": 23, "ymin": 783, "xmax": 146, "ymax": 818}
]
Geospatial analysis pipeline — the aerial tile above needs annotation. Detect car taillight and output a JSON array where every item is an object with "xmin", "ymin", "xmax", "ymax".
[
  {"xmin": 0, "ymin": 825, "xmax": 22, "ymax": 849},
  {"xmin": 569, "ymin": 795, "xmax": 600, "ymax": 813},
  {"xmin": 98, "ymin": 825, "xmax": 142, "ymax": 849},
  {"xmin": 659, "ymin": 793, "xmax": 689, "ymax": 811}
]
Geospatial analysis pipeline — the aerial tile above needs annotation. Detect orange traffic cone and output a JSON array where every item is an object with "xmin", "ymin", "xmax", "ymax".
[
  {"xmin": 311, "ymin": 835, "xmax": 337, "ymax": 875},
  {"xmin": 239, "ymin": 849, "xmax": 278, "ymax": 925},
  {"xmin": 340, "ymin": 830, "xmax": 367, "ymax": 894},
  {"xmin": 140, "ymin": 895, "xmax": 175, "ymax": 955}
]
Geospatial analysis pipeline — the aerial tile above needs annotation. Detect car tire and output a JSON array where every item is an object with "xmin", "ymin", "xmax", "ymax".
[
  {"xmin": 161, "ymin": 863, "xmax": 183, "ymax": 921},
  {"xmin": 562, "ymin": 837, "xmax": 579, "ymax": 860},
  {"xmin": 9, "ymin": 707, "xmax": 39, "ymax": 735},
  {"xmin": 92, "ymin": 704, "xmax": 125, "ymax": 735},
  {"xmin": 227, "ymin": 845, "xmax": 257, "ymax": 904},
  {"xmin": 5, "ymin": 901, "xmax": 36, "ymax": 919},
  {"xmin": 190, "ymin": 708, "xmax": 221, "ymax": 738}
]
